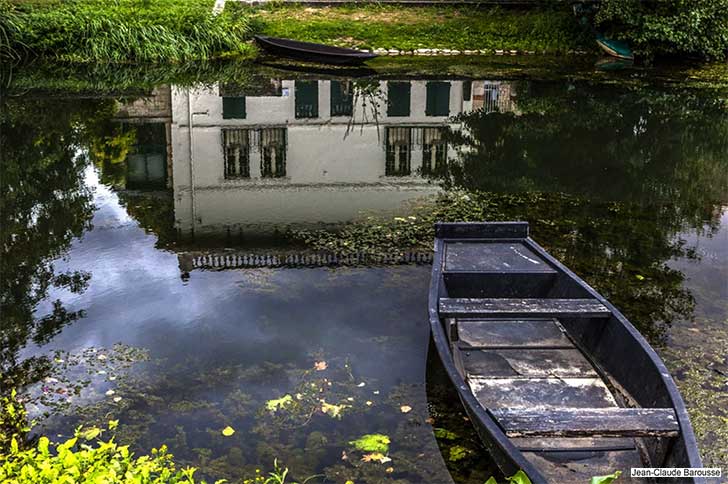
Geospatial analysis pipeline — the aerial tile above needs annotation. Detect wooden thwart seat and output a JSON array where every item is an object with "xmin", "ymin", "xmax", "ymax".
[
  {"xmin": 490, "ymin": 408, "xmax": 679, "ymax": 438},
  {"xmin": 440, "ymin": 298, "xmax": 610, "ymax": 318}
]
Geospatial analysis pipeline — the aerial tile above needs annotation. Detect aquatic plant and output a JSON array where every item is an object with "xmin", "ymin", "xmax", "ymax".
[{"xmin": 348, "ymin": 434, "xmax": 390, "ymax": 454}]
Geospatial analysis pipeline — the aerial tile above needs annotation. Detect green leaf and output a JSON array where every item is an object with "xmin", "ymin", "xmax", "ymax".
[
  {"xmin": 349, "ymin": 434, "xmax": 390, "ymax": 453},
  {"xmin": 485, "ymin": 478, "xmax": 498, "ymax": 484},
  {"xmin": 507, "ymin": 470, "xmax": 533, "ymax": 484},
  {"xmin": 433, "ymin": 427, "xmax": 458, "ymax": 440},
  {"xmin": 80, "ymin": 427, "xmax": 102, "ymax": 441},
  {"xmin": 108, "ymin": 419, "xmax": 119, "ymax": 430},
  {"xmin": 221, "ymin": 426, "xmax": 235, "ymax": 437},
  {"xmin": 265, "ymin": 394, "xmax": 294, "ymax": 413},
  {"xmin": 591, "ymin": 471, "xmax": 622, "ymax": 484}
]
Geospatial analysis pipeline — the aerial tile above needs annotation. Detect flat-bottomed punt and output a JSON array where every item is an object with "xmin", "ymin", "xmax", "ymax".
[
  {"xmin": 428, "ymin": 222, "xmax": 704, "ymax": 483},
  {"xmin": 254, "ymin": 35, "xmax": 379, "ymax": 65}
]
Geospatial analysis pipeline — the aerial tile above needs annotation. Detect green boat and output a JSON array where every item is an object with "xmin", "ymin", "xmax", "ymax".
[{"xmin": 596, "ymin": 34, "xmax": 634, "ymax": 60}]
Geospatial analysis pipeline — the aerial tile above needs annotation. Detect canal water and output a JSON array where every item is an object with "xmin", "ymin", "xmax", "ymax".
[{"xmin": 2, "ymin": 61, "xmax": 726, "ymax": 482}]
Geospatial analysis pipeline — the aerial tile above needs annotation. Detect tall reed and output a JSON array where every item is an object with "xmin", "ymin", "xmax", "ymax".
[{"xmin": 8, "ymin": 0, "xmax": 256, "ymax": 63}]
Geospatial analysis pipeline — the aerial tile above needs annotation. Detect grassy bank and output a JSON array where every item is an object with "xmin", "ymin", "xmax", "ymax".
[
  {"xmin": 245, "ymin": 4, "xmax": 592, "ymax": 53},
  {"xmin": 3, "ymin": 1, "xmax": 592, "ymax": 64},
  {"xmin": 3, "ymin": 0, "xmax": 254, "ymax": 63}
]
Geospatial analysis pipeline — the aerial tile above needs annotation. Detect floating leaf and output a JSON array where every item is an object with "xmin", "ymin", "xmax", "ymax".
[
  {"xmin": 485, "ymin": 478, "xmax": 498, "ymax": 484},
  {"xmin": 349, "ymin": 434, "xmax": 390, "ymax": 453},
  {"xmin": 321, "ymin": 401, "xmax": 348, "ymax": 419},
  {"xmin": 433, "ymin": 428, "xmax": 458, "ymax": 440},
  {"xmin": 385, "ymin": 467, "xmax": 394, "ymax": 473},
  {"xmin": 635, "ymin": 274, "xmax": 645, "ymax": 281},
  {"xmin": 400, "ymin": 405, "xmax": 412, "ymax": 413},
  {"xmin": 448, "ymin": 445, "xmax": 474, "ymax": 462},
  {"xmin": 314, "ymin": 361, "xmax": 328, "ymax": 371},
  {"xmin": 361, "ymin": 452, "xmax": 391, "ymax": 463},
  {"xmin": 113, "ymin": 396, "xmax": 122, "ymax": 403},
  {"xmin": 590, "ymin": 471, "xmax": 622, "ymax": 484},
  {"xmin": 105, "ymin": 389, "xmax": 115, "ymax": 396},
  {"xmin": 507, "ymin": 470, "xmax": 534, "ymax": 484},
  {"xmin": 265, "ymin": 395, "xmax": 293, "ymax": 413},
  {"xmin": 221, "ymin": 426, "xmax": 235, "ymax": 437},
  {"xmin": 357, "ymin": 382, "xmax": 366, "ymax": 387},
  {"xmin": 80, "ymin": 427, "xmax": 102, "ymax": 441},
  {"xmin": 108, "ymin": 420, "xmax": 119, "ymax": 430}
]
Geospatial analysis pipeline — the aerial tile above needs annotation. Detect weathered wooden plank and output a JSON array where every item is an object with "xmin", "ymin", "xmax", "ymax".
[
  {"xmin": 512, "ymin": 437, "xmax": 636, "ymax": 452},
  {"xmin": 435, "ymin": 221, "xmax": 528, "ymax": 239},
  {"xmin": 444, "ymin": 242, "xmax": 555, "ymax": 273},
  {"xmin": 458, "ymin": 319, "xmax": 573, "ymax": 349},
  {"xmin": 523, "ymin": 448, "xmax": 645, "ymax": 483},
  {"xmin": 491, "ymin": 408, "xmax": 679, "ymax": 438},
  {"xmin": 440, "ymin": 298, "xmax": 610, "ymax": 318},
  {"xmin": 469, "ymin": 377, "xmax": 618, "ymax": 409},
  {"xmin": 461, "ymin": 348, "xmax": 596, "ymax": 378}
]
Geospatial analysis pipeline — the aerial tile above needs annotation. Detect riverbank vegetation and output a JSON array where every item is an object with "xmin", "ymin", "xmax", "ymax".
[
  {"xmin": 1, "ymin": 0, "xmax": 254, "ymax": 63},
  {"xmin": 245, "ymin": 4, "xmax": 591, "ymax": 53},
  {"xmin": 595, "ymin": 0, "xmax": 728, "ymax": 60},
  {"xmin": 2, "ymin": 0, "xmax": 726, "ymax": 64}
]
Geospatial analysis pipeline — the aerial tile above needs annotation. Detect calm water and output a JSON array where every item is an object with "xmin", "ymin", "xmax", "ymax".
[{"xmin": 2, "ymin": 62, "xmax": 727, "ymax": 481}]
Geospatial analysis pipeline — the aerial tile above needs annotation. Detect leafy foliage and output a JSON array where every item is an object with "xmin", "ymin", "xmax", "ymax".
[
  {"xmin": 595, "ymin": 0, "xmax": 728, "ymax": 60},
  {"xmin": 348, "ymin": 434, "xmax": 390, "ymax": 454}
]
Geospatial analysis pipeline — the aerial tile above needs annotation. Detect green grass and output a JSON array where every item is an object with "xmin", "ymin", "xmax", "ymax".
[
  {"xmin": 6, "ymin": 0, "xmax": 255, "ymax": 63},
  {"xmin": 245, "ymin": 4, "xmax": 593, "ymax": 53}
]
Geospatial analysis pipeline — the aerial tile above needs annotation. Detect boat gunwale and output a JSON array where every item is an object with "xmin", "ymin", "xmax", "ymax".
[
  {"xmin": 428, "ymin": 221, "xmax": 705, "ymax": 483},
  {"xmin": 254, "ymin": 35, "xmax": 378, "ymax": 60}
]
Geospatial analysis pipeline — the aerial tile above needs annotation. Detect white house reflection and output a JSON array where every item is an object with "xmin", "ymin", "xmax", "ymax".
[{"xmin": 166, "ymin": 79, "xmax": 516, "ymax": 236}]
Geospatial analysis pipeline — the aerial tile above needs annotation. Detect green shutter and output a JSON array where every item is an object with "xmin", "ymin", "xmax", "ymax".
[
  {"xmin": 387, "ymin": 82, "xmax": 411, "ymax": 117},
  {"xmin": 295, "ymin": 81, "xmax": 319, "ymax": 119},
  {"xmin": 222, "ymin": 97, "xmax": 246, "ymax": 119},
  {"xmin": 426, "ymin": 82, "xmax": 451, "ymax": 117},
  {"xmin": 330, "ymin": 81, "xmax": 353, "ymax": 117}
]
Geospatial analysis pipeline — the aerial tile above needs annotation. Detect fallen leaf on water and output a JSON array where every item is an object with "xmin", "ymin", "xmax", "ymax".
[
  {"xmin": 222, "ymin": 426, "xmax": 235, "ymax": 437},
  {"xmin": 366, "ymin": 401, "xmax": 373, "ymax": 406},
  {"xmin": 357, "ymin": 382, "xmax": 366, "ymax": 387},
  {"xmin": 373, "ymin": 390, "xmax": 380, "ymax": 395},
  {"xmin": 400, "ymin": 405, "xmax": 412, "ymax": 413},
  {"xmin": 113, "ymin": 396, "xmax": 122, "ymax": 403},
  {"xmin": 386, "ymin": 467, "xmax": 394, "ymax": 473},
  {"xmin": 361, "ymin": 453, "xmax": 391, "ymax": 464},
  {"xmin": 105, "ymin": 390, "xmax": 115, "ymax": 396},
  {"xmin": 314, "ymin": 361, "xmax": 327, "ymax": 371},
  {"xmin": 321, "ymin": 400, "xmax": 348, "ymax": 419}
]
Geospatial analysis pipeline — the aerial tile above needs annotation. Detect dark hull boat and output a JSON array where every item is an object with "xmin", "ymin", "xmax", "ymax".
[
  {"xmin": 254, "ymin": 35, "xmax": 378, "ymax": 65},
  {"xmin": 428, "ymin": 222, "xmax": 704, "ymax": 483}
]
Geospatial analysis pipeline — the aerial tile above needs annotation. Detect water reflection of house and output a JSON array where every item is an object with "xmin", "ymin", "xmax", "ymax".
[
  {"xmin": 170, "ymin": 79, "xmax": 516, "ymax": 236},
  {"xmin": 112, "ymin": 86, "xmax": 173, "ymax": 190}
]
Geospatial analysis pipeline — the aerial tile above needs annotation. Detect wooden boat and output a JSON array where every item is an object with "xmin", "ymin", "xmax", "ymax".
[
  {"xmin": 254, "ymin": 35, "xmax": 378, "ymax": 65},
  {"xmin": 428, "ymin": 222, "xmax": 704, "ymax": 483},
  {"xmin": 596, "ymin": 34, "xmax": 634, "ymax": 60}
]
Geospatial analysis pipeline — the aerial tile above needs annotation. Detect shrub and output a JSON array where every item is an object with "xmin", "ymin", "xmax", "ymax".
[{"xmin": 595, "ymin": 0, "xmax": 728, "ymax": 60}]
